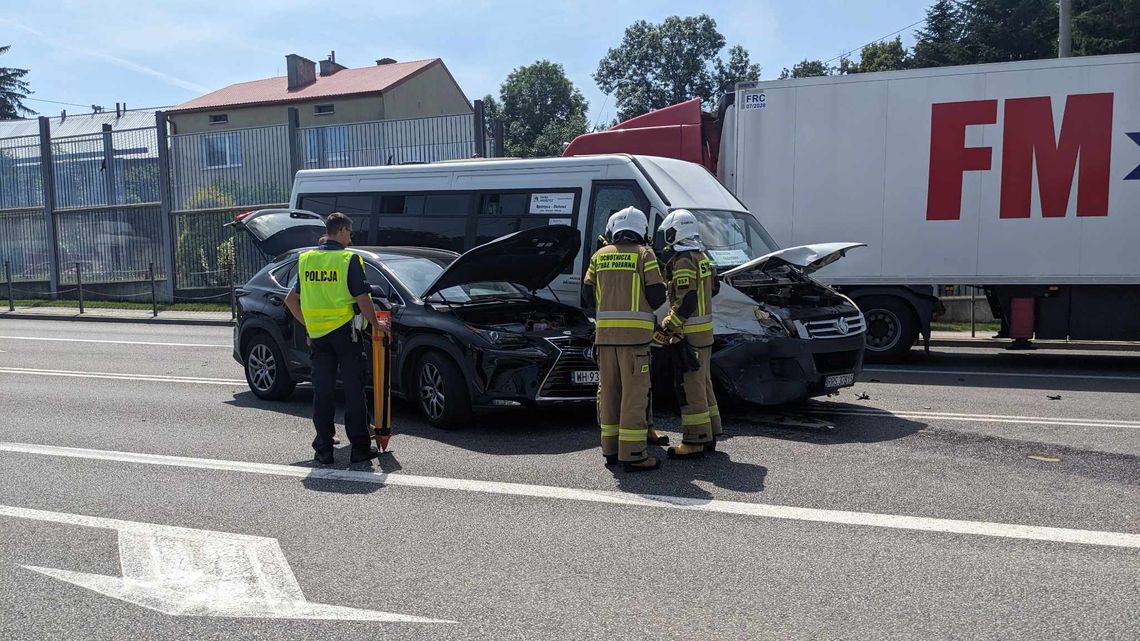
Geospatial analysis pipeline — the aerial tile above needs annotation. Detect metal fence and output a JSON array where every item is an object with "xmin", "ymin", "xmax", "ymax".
[
  {"xmin": 0, "ymin": 107, "xmax": 494, "ymax": 303},
  {"xmin": 0, "ymin": 134, "xmax": 43, "ymax": 210},
  {"xmin": 299, "ymin": 113, "xmax": 482, "ymax": 169},
  {"xmin": 171, "ymin": 124, "xmax": 291, "ymax": 212},
  {"xmin": 172, "ymin": 206, "xmax": 274, "ymax": 290}
]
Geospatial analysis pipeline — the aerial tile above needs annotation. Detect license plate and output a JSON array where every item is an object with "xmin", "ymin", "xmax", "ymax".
[
  {"xmin": 825, "ymin": 373, "xmax": 856, "ymax": 389},
  {"xmin": 572, "ymin": 370, "xmax": 600, "ymax": 385}
]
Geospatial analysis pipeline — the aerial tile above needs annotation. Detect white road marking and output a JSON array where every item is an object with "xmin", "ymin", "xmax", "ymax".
[
  {"xmin": 806, "ymin": 407, "xmax": 1140, "ymax": 430},
  {"xmin": 0, "ymin": 504, "xmax": 452, "ymax": 623},
  {"xmin": 864, "ymin": 367, "xmax": 1140, "ymax": 382},
  {"xmin": 0, "ymin": 367, "xmax": 244, "ymax": 386},
  {"xmin": 0, "ymin": 335, "xmax": 229, "ymax": 348},
  {"xmin": 2, "ymin": 442, "xmax": 1137, "ymax": 550}
]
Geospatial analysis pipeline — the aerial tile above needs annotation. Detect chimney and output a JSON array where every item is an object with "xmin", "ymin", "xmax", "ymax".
[
  {"xmin": 286, "ymin": 54, "xmax": 317, "ymax": 89},
  {"xmin": 115, "ymin": 103, "xmax": 121, "ymax": 118},
  {"xmin": 319, "ymin": 50, "xmax": 347, "ymax": 76},
  {"xmin": 376, "ymin": 57, "xmax": 397, "ymax": 66}
]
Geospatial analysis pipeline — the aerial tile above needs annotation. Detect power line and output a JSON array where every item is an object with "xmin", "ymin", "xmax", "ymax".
[
  {"xmin": 822, "ymin": 16, "xmax": 928, "ymax": 66},
  {"xmin": 23, "ymin": 96, "xmax": 97, "ymax": 109},
  {"xmin": 820, "ymin": 0, "xmax": 970, "ymax": 66}
]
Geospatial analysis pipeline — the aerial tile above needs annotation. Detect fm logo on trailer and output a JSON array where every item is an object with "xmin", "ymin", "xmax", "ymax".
[{"xmin": 926, "ymin": 92, "xmax": 1139, "ymax": 221}]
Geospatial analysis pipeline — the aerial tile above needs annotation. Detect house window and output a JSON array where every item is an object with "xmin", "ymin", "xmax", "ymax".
[
  {"xmin": 208, "ymin": 114, "xmax": 228, "ymax": 125},
  {"xmin": 201, "ymin": 133, "xmax": 242, "ymax": 169},
  {"xmin": 314, "ymin": 104, "xmax": 335, "ymax": 116}
]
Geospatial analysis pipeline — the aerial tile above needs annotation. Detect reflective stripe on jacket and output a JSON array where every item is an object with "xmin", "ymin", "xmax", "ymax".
[
  {"xmin": 584, "ymin": 243, "xmax": 664, "ymax": 345},
  {"xmin": 665, "ymin": 250, "xmax": 716, "ymax": 347}
]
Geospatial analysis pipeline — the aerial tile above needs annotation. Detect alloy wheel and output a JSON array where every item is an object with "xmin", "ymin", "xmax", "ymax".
[
  {"xmin": 247, "ymin": 343, "xmax": 276, "ymax": 392},
  {"xmin": 419, "ymin": 362, "xmax": 446, "ymax": 420}
]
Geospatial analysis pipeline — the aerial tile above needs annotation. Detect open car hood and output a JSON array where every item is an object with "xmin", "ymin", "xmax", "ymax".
[
  {"xmin": 422, "ymin": 225, "xmax": 581, "ymax": 299},
  {"xmin": 225, "ymin": 209, "xmax": 326, "ymax": 259},
  {"xmin": 720, "ymin": 242, "xmax": 866, "ymax": 278}
]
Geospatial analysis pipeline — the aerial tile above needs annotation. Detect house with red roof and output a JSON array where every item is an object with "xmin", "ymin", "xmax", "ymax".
[{"xmin": 167, "ymin": 53, "xmax": 471, "ymax": 134}]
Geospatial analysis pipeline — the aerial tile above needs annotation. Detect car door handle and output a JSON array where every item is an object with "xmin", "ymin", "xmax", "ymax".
[{"xmin": 268, "ymin": 295, "xmax": 284, "ymax": 306}]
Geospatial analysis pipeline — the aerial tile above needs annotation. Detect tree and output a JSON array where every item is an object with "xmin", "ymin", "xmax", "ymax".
[
  {"xmin": 1073, "ymin": 0, "xmax": 1140, "ymax": 55},
  {"xmin": 0, "ymin": 45, "xmax": 33, "ymax": 119},
  {"xmin": 845, "ymin": 36, "xmax": 911, "ymax": 73},
  {"xmin": 595, "ymin": 15, "xmax": 760, "ymax": 120},
  {"xmin": 484, "ymin": 60, "xmax": 589, "ymax": 158},
  {"xmin": 714, "ymin": 45, "xmax": 762, "ymax": 98},
  {"xmin": 779, "ymin": 60, "xmax": 831, "ymax": 79},
  {"xmin": 912, "ymin": 0, "xmax": 969, "ymax": 68},
  {"xmin": 961, "ymin": 0, "xmax": 1058, "ymax": 63}
]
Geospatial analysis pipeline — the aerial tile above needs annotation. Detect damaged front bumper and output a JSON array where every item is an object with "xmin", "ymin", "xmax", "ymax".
[{"xmin": 710, "ymin": 333, "xmax": 865, "ymax": 406}]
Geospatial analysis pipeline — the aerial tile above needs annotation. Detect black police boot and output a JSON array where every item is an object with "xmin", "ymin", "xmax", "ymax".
[
  {"xmin": 350, "ymin": 448, "xmax": 379, "ymax": 463},
  {"xmin": 314, "ymin": 451, "xmax": 334, "ymax": 465}
]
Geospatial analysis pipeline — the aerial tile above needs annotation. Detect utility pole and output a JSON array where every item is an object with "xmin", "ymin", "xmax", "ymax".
[{"xmin": 1059, "ymin": 0, "xmax": 1072, "ymax": 58}]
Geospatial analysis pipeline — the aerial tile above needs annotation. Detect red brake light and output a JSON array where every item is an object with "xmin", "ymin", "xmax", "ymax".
[{"xmin": 234, "ymin": 210, "xmax": 254, "ymax": 222}]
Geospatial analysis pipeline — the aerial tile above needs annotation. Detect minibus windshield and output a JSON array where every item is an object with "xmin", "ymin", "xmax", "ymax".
[{"xmin": 684, "ymin": 210, "xmax": 778, "ymax": 268}]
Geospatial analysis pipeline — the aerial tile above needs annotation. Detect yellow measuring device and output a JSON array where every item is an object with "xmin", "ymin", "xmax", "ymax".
[{"xmin": 371, "ymin": 310, "xmax": 393, "ymax": 452}]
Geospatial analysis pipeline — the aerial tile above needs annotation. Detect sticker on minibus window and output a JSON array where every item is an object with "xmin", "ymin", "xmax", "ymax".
[
  {"xmin": 708, "ymin": 249, "xmax": 752, "ymax": 266},
  {"xmin": 529, "ymin": 193, "xmax": 575, "ymax": 215},
  {"xmin": 548, "ymin": 218, "xmax": 572, "ymax": 226}
]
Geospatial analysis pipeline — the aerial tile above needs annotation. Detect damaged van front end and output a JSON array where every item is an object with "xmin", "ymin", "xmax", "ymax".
[{"xmin": 709, "ymin": 243, "xmax": 867, "ymax": 405}]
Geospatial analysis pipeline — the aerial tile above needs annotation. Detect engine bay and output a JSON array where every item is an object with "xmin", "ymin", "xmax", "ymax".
[
  {"xmin": 726, "ymin": 265, "xmax": 851, "ymax": 313},
  {"xmin": 452, "ymin": 301, "xmax": 592, "ymax": 336}
]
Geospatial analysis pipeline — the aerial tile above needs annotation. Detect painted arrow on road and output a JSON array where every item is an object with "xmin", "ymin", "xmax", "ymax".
[{"xmin": 0, "ymin": 505, "xmax": 453, "ymax": 622}]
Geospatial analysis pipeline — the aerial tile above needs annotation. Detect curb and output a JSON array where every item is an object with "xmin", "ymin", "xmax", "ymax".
[
  {"xmin": 929, "ymin": 338, "xmax": 1138, "ymax": 352},
  {"xmin": 0, "ymin": 311, "xmax": 234, "ymax": 328}
]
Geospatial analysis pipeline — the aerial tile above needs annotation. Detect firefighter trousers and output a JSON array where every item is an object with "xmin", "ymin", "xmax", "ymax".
[
  {"xmin": 679, "ymin": 345, "xmax": 715, "ymax": 445},
  {"xmin": 597, "ymin": 344, "xmax": 652, "ymax": 462}
]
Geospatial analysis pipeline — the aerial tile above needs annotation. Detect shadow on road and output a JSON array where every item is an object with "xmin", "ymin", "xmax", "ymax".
[
  {"xmin": 727, "ymin": 401, "xmax": 928, "ymax": 445},
  {"xmin": 290, "ymin": 450, "xmax": 404, "ymax": 495},
  {"xmin": 613, "ymin": 451, "xmax": 768, "ymax": 501}
]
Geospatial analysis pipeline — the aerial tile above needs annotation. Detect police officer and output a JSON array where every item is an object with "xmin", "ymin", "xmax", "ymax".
[
  {"xmin": 657, "ymin": 210, "xmax": 721, "ymax": 459},
  {"xmin": 582, "ymin": 207, "xmax": 668, "ymax": 472},
  {"xmin": 284, "ymin": 212, "xmax": 385, "ymax": 465}
]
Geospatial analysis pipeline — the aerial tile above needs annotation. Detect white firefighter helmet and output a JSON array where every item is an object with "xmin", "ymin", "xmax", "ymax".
[
  {"xmin": 659, "ymin": 209, "xmax": 701, "ymax": 248},
  {"xmin": 606, "ymin": 206, "xmax": 649, "ymax": 243}
]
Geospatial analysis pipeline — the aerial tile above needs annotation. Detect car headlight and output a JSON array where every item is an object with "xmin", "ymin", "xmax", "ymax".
[{"xmin": 467, "ymin": 326, "xmax": 528, "ymax": 346}]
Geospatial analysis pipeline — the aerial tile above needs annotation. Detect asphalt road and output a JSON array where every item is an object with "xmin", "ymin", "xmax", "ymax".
[{"xmin": 1, "ymin": 318, "xmax": 1137, "ymax": 640}]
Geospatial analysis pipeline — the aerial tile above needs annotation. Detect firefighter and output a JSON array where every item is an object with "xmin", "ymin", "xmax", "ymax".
[
  {"xmin": 284, "ymin": 212, "xmax": 385, "ymax": 465},
  {"xmin": 582, "ymin": 207, "xmax": 668, "ymax": 472},
  {"xmin": 658, "ymin": 209, "xmax": 721, "ymax": 459}
]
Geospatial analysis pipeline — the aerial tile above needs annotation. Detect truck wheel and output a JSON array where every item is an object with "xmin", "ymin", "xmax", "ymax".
[
  {"xmin": 415, "ymin": 352, "xmax": 471, "ymax": 429},
  {"xmin": 858, "ymin": 296, "xmax": 918, "ymax": 363},
  {"xmin": 243, "ymin": 333, "xmax": 296, "ymax": 400}
]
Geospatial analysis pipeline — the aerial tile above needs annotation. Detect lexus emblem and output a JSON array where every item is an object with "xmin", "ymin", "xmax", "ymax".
[
  {"xmin": 836, "ymin": 317, "xmax": 850, "ymax": 335},
  {"xmin": 583, "ymin": 347, "xmax": 596, "ymax": 363}
]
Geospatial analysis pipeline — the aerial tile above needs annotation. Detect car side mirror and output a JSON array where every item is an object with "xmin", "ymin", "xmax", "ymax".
[{"xmin": 370, "ymin": 285, "xmax": 394, "ymax": 310}]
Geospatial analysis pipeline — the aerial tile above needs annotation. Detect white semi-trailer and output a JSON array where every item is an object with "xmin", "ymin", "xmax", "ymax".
[{"xmin": 566, "ymin": 53, "xmax": 1140, "ymax": 359}]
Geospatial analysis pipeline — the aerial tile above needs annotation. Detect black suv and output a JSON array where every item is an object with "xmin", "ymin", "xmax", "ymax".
[{"xmin": 230, "ymin": 210, "xmax": 597, "ymax": 427}]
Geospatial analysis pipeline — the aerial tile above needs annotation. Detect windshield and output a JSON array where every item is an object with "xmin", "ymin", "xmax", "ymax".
[
  {"xmin": 383, "ymin": 256, "xmax": 526, "ymax": 302},
  {"xmin": 683, "ymin": 210, "xmax": 778, "ymax": 268}
]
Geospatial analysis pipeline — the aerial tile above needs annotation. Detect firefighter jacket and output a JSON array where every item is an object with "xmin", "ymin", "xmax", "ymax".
[{"xmin": 584, "ymin": 243, "xmax": 665, "ymax": 346}]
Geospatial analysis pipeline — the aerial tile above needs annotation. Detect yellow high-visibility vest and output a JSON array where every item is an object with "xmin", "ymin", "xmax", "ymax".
[{"xmin": 298, "ymin": 249, "xmax": 358, "ymax": 338}]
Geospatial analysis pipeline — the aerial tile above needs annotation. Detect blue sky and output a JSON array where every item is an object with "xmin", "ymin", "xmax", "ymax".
[{"xmin": 2, "ymin": 0, "xmax": 928, "ymax": 125}]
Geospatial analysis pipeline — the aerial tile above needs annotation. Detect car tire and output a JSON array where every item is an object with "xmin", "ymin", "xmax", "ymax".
[
  {"xmin": 244, "ymin": 333, "xmax": 296, "ymax": 400},
  {"xmin": 415, "ymin": 351, "xmax": 471, "ymax": 429},
  {"xmin": 858, "ymin": 296, "xmax": 918, "ymax": 363}
]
